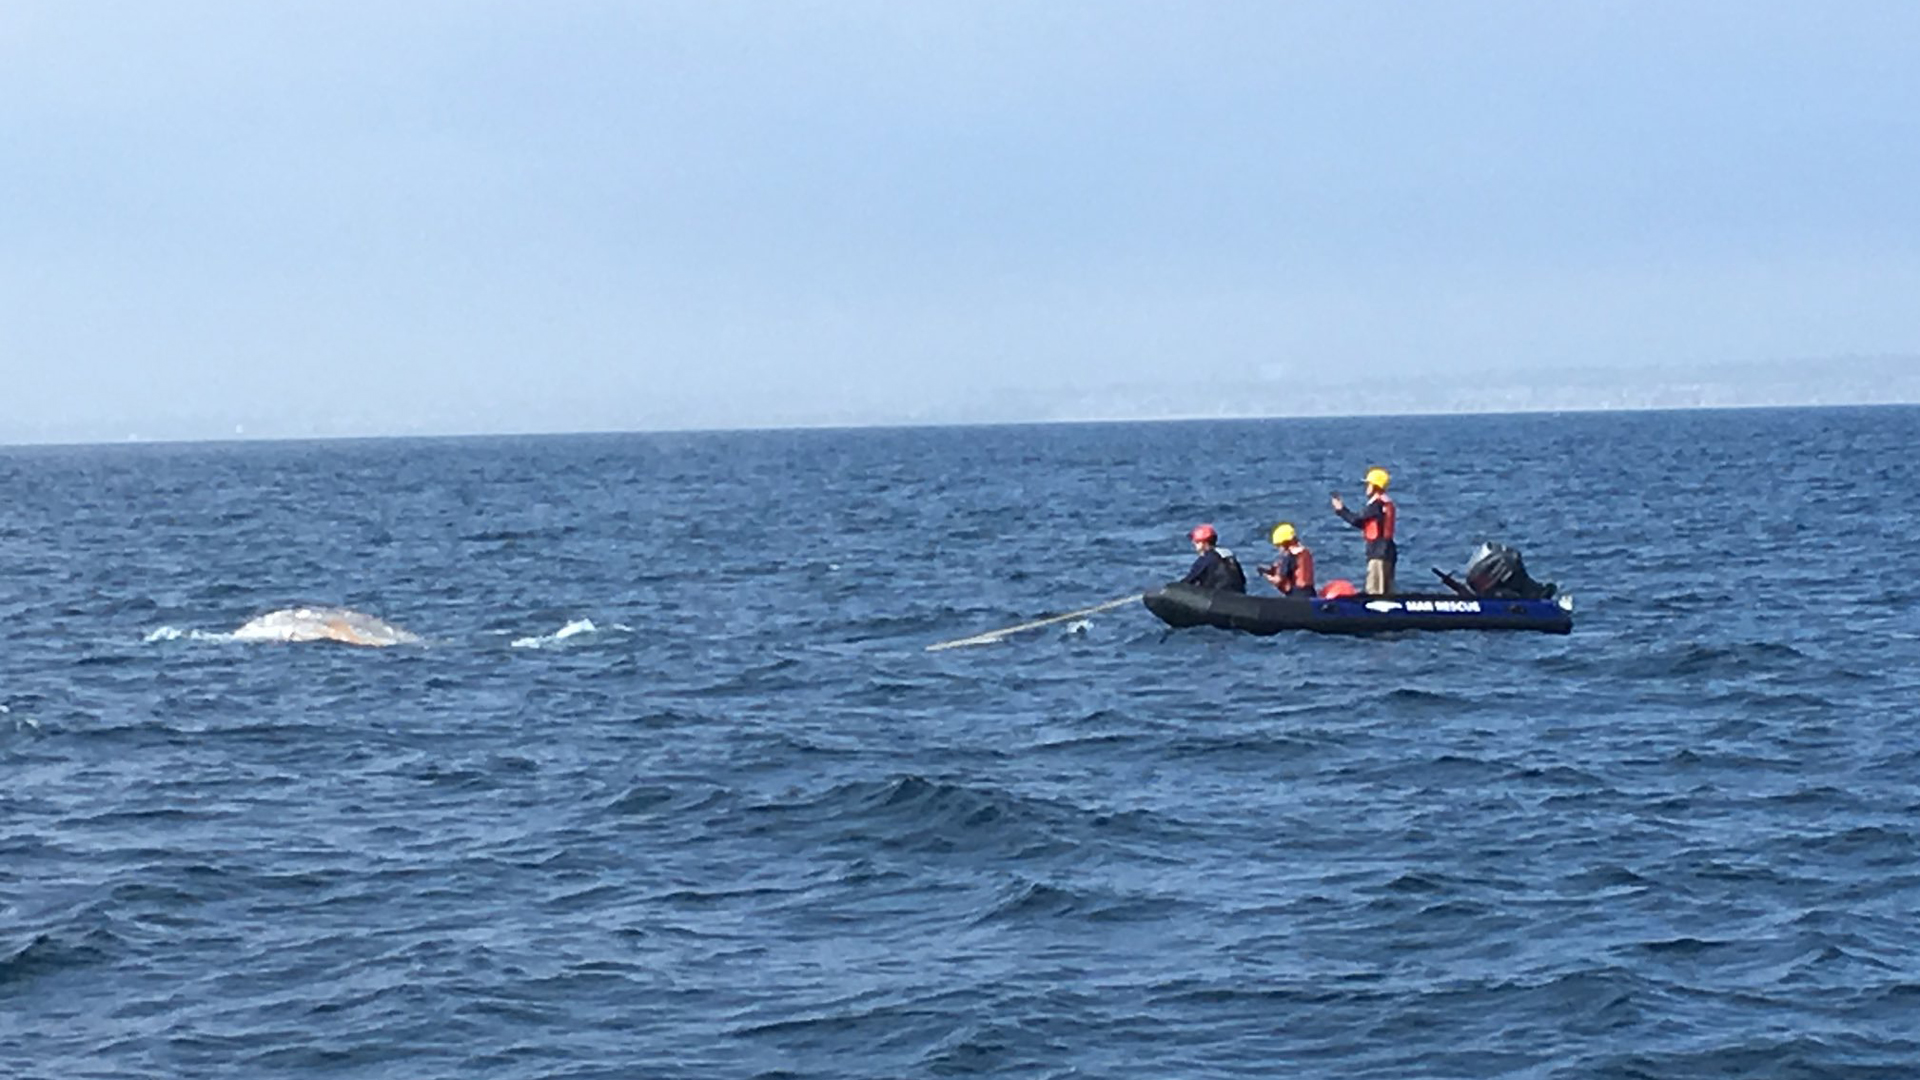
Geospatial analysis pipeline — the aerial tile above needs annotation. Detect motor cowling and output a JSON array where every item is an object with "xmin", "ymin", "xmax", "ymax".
[{"xmin": 1464, "ymin": 542, "xmax": 1556, "ymax": 599}]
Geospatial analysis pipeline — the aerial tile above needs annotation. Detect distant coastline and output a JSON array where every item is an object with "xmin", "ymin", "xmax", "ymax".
[
  {"xmin": 962, "ymin": 355, "xmax": 1920, "ymax": 428},
  {"xmin": 4, "ymin": 356, "xmax": 1916, "ymax": 448}
]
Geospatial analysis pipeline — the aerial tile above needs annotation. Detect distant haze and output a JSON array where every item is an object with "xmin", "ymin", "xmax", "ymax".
[{"xmin": 4, "ymin": 3, "xmax": 1918, "ymax": 444}]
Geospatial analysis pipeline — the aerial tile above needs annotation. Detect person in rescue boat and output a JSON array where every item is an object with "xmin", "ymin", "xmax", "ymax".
[
  {"xmin": 1258, "ymin": 522, "xmax": 1316, "ymax": 597},
  {"xmin": 1330, "ymin": 467, "xmax": 1397, "ymax": 595},
  {"xmin": 1181, "ymin": 524, "xmax": 1247, "ymax": 592}
]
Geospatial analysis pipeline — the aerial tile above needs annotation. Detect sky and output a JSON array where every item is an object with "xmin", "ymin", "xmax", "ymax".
[{"xmin": 3, "ymin": 1, "xmax": 1918, "ymax": 443}]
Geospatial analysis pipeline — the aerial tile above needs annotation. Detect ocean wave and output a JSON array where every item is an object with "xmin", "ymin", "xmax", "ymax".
[
  {"xmin": 603, "ymin": 782, "xmax": 733, "ymax": 818},
  {"xmin": 1160, "ymin": 731, "xmax": 1339, "ymax": 762},
  {"xmin": 1598, "ymin": 1034, "xmax": 1906, "ymax": 1080},
  {"xmin": 739, "ymin": 775, "xmax": 1164, "ymax": 863},
  {"xmin": 1626, "ymin": 640, "xmax": 1815, "ymax": 679},
  {"xmin": 727, "ymin": 986, "xmax": 985, "ymax": 1045},
  {"xmin": 967, "ymin": 876, "xmax": 1183, "ymax": 927},
  {"xmin": 459, "ymin": 526, "xmax": 577, "ymax": 543},
  {"xmin": 0, "ymin": 920, "xmax": 122, "ymax": 991},
  {"xmin": 1557, "ymin": 864, "xmax": 1656, "ymax": 894},
  {"xmin": 1790, "ymin": 824, "xmax": 1918, "ymax": 859},
  {"xmin": 0, "ymin": 933, "xmax": 73, "ymax": 989}
]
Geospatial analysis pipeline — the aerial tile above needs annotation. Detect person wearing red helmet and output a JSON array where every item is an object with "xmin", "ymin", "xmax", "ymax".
[{"xmin": 1180, "ymin": 523, "xmax": 1247, "ymax": 593}]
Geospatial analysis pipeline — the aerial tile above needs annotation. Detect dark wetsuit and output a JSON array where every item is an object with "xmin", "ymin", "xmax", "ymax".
[{"xmin": 1183, "ymin": 547, "xmax": 1247, "ymax": 593}]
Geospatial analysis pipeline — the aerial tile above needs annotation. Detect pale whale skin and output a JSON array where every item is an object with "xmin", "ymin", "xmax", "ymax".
[{"xmin": 230, "ymin": 607, "xmax": 421, "ymax": 647}]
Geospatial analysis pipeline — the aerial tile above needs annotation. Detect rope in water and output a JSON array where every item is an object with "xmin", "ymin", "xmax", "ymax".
[{"xmin": 925, "ymin": 594, "xmax": 1142, "ymax": 651}]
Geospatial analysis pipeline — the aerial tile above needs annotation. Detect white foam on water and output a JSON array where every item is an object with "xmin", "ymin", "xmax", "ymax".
[
  {"xmin": 144, "ymin": 626, "xmax": 236, "ymax": 644},
  {"xmin": 511, "ymin": 618, "xmax": 598, "ymax": 649},
  {"xmin": 510, "ymin": 618, "xmax": 636, "ymax": 649}
]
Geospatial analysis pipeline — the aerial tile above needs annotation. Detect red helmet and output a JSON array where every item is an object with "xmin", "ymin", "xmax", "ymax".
[{"xmin": 1188, "ymin": 524, "xmax": 1217, "ymax": 544}]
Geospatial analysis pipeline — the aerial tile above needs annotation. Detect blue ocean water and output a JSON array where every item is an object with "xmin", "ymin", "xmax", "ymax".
[{"xmin": 3, "ymin": 407, "xmax": 1919, "ymax": 1079}]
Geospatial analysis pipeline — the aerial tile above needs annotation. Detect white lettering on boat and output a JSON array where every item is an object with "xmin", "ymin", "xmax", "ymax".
[{"xmin": 1401, "ymin": 599, "xmax": 1482, "ymax": 613}]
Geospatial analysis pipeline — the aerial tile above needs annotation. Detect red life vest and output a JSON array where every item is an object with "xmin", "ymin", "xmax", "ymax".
[
  {"xmin": 1284, "ymin": 542, "xmax": 1315, "ymax": 593},
  {"xmin": 1363, "ymin": 494, "xmax": 1396, "ymax": 543}
]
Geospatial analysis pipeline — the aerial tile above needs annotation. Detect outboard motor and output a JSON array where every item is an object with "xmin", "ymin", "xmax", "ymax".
[{"xmin": 1464, "ymin": 542, "xmax": 1556, "ymax": 599}]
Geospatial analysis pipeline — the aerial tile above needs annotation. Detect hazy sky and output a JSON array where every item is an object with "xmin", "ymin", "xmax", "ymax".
[{"xmin": 4, "ymin": 2, "xmax": 1918, "ymax": 441}]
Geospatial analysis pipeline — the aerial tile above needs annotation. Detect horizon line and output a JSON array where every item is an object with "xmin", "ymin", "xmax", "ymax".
[{"xmin": 4, "ymin": 398, "xmax": 1916, "ymax": 452}]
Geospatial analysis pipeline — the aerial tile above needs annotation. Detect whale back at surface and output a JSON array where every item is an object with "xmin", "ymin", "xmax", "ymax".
[{"xmin": 231, "ymin": 607, "xmax": 420, "ymax": 647}]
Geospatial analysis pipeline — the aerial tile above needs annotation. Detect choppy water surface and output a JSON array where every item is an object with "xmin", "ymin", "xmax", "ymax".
[{"xmin": 4, "ymin": 408, "xmax": 1919, "ymax": 1078}]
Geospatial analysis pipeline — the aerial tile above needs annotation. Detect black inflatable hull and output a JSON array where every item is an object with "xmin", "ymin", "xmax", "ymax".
[{"xmin": 1143, "ymin": 583, "xmax": 1573, "ymax": 636}]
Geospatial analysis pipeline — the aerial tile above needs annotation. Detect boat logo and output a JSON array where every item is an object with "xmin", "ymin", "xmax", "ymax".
[{"xmin": 1362, "ymin": 599, "xmax": 1486, "ymax": 614}]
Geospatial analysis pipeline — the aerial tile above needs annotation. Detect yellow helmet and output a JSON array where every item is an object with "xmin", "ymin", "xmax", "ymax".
[
  {"xmin": 1270, "ymin": 523, "xmax": 1296, "ymax": 545},
  {"xmin": 1365, "ymin": 467, "xmax": 1391, "ymax": 491}
]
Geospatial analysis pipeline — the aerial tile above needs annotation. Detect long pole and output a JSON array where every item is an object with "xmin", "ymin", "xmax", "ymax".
[{"xmin": 925, "ymin": 595, "xmax": 1142, "ymax": 652}]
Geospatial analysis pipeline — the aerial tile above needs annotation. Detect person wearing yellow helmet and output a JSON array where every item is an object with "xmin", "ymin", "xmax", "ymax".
[
  {"xmin": 1330, "ymin": 467, "xmax": 1397, "ymax": 595},
  {"xmin": 1258, "ymin": 522, "xmax": 1316, "ymax": 597},
  {"xmin": 1180, "ymin": 523, "xmax": 1247, "ymax": 593}
]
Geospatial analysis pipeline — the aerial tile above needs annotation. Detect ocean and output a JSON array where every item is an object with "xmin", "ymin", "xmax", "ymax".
[{"xmin": 4, "ymin": 406, "xmax": 1918, "ymax": 1078}]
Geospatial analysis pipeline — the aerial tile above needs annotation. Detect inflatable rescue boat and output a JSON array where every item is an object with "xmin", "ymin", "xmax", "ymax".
[{"xmin": 1143, "ymin": 542, "xmax": 1574, "ymax": 636}]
